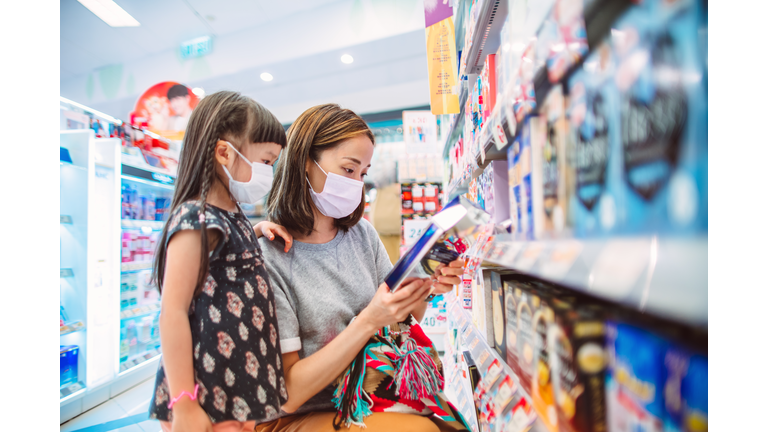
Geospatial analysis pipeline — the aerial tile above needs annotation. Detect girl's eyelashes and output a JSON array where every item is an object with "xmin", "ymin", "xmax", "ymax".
[
  {"xmin": 344, "ymin": 168, "xmax": 355, "ymax": 174},
  {"xmin": 263, "ymin": 160, "xmax": 272, "ymax": 165}
]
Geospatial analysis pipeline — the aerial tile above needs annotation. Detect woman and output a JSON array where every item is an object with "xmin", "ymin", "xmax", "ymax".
[{"xmin": 255, "ymin": 104, "xmax": 464, "ymax": 432}]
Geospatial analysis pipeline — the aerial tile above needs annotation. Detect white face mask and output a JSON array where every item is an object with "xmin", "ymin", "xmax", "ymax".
[
  {"xmin": 221, "ymin": 142, "xmax": 274, "ymax": 204},
  {"xmin": 307, "ymin": 160, "xmax": 364, "ymax": 218}
]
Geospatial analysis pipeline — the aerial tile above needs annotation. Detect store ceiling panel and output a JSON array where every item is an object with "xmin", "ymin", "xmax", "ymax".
[{"xmin": 61, "ymin": 0, "xmax": 430, "ymax": 122}]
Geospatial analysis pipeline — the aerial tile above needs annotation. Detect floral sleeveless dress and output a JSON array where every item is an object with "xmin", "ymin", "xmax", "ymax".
[{"xmin": 148, "ymin": 201, "xmax": 287, "ymax": 423}]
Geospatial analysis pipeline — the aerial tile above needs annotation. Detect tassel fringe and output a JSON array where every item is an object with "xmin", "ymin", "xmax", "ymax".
[{"xmin": 393, "ymin": 335, "xmax": 444, "ymax": 400}]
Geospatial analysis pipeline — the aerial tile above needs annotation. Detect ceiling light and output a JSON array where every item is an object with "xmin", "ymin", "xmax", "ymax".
[
  {"xmin": 260, "ymin": 73, "xmax": 273, "ymax": 82},
  {"xmin": 341, "ymin": 54, "xmax": 354, "ymax": 64},
  {"xmin": 192, "ymin": 87, "xmax": 205, "ymax": 98},
  {"xmin": 77, "ymin": 0, "xmax": 140, "ymax": 27}
]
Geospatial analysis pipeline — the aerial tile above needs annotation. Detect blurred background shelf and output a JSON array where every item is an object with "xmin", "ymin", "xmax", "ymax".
[
  {"xmin": 60, "ymin": 321, "xmax": 86, "ymax": 337},
  {"xmin": 484, "ymin": 235, "xmax": 708, "ymax": 328},
  {"xmin": 120, "ymin": 303, "xmax": 160, "ymax": 320},
  {"xmin": 121, "ymin": 219, "xmax": 164, "ymax": 230},
  {"xmin": 120, "ymin": 262, "xmax": 152, "ymax": 273}
]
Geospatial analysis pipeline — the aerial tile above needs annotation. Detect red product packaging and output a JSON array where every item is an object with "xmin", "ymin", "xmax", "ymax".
[{"xmin": 482, "ymin": 54, "xmax": 498, "ymax": 123}]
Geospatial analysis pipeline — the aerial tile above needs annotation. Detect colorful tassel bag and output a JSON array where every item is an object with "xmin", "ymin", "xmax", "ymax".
[{"xmin": 332, "ymin": 314, "xmax": 471, "ymax": 430}]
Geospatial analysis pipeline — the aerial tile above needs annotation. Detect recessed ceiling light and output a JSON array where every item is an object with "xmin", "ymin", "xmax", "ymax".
[
  {"xmin": 260, "ymin": 73, "xmax": 273, "ymax": 82},
  {"xmin": 192, "ymin": 87, "xmax": 205, "ymax": 98},
  {"xmin": 341, "ymin": 54, "xmax": 354, "ymax": 64},
  {"xmin": 77, "ymin": 0, "xmax": 140, "ymax": 27}
]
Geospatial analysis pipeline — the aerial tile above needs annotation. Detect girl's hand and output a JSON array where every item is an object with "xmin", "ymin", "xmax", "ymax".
[
  {"xmin": 253, "ymin": 221, "xmax": 293, "ymax": 252},
  {"xmin": 171, "ymin": 400, "xmax": 213, "ymax": 432},
  {"xmin": 431, "ymin": 257, "xmax": 465, "ymax": 295},
  {"xmin": 358, "ymin": 278, "xmax": 433, "ymax": 330}
]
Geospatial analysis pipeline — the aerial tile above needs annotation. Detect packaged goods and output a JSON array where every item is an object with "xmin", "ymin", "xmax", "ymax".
[
  {"xmin": 566, "ymin": 41, "xmax": 624, "ymax": 237},
  {"xmin": 606, "ymin": 322, "xmax": 667, "ymax": 432},
  {"xmin": 548, "ymin": 304, "xmax": 608, "ymax": 432},
  {"xmin": 612, "ymin": 0, "xmax": 708, "ymax": 235},
  {"xmin": 60, "ymin": 345, "xmax": 80, "ymax": 387}
]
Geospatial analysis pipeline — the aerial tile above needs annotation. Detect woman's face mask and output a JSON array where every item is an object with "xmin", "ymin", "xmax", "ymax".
[{"xmin": 306, "ymin": 160, "xmax": 364, "ymax": 218}]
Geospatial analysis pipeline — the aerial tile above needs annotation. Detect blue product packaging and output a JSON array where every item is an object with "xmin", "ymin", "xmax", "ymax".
[
  {"xmin": 612, "ymin": 0, "xmax": 707, "ymax": 234},
  {"xmin": 605, "ymin": 322, "xmax": 667, "ymax": 432},
  {"xmin": 661, "ymin": 346, "xmax": 708, "ymax": 432},
  {"xmin": 60, "ymin": 345, "xmax": 79, "ymax": 387},
  {"xmin": 507, "ymin": 140, "xmax": 520, "ymax": 234},
  {"xmin": 566, "ymin": 43, "xmax": 625, "ymax": 237},
  {"xmin": 519, "ymin": 118, "xmax": 534, "ymax": 239},
  {"xmin": 681, "ymin": 355, "xmax": 707, "ymax": 432}
]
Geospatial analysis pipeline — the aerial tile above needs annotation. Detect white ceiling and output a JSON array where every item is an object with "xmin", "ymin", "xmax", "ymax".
[{"xmin": 60, "ymin": 0, "xmax": 432, "ymax": 123}]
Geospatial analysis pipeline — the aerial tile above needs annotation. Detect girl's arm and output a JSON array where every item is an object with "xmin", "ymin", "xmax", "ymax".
[
  {"xmin": 159, "ymin": 229, "xmax": 220, "ymax": 431},
  {"xmin": 280, "ymin": 279, "xmax": 433, "ymax": 413}
]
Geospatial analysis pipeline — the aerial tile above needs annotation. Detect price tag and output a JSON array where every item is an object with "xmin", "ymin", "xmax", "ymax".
[
  {"xmin": 469, "ymin": 337, "xmax": 480, "ymax": 351},
  {"xmin": 538, "ymin": 241, "xmax": 584, "ymax": 280},
  {"xmin": 483, "ymin": 359, "xmax": 504, "ymax": 387},
  {"xmin": 493, "ymin": 115, "xmax": 509, "ymax": 150},
  {"xmin": 514, "ymin": 242, "xmax": 544, "ymax": 271},
  {"xmin": 476, "ymin": 350, "xmax": 490, "ymax": 367},
  {"xmin": 402, "ymin": 219, "xmax": 431, "ymax": 246}
]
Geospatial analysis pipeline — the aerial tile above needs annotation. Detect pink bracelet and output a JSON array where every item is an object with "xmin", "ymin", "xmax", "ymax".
[{"xmin": 167, "ymin": 384, "xmax": 199, "ymax": 409}]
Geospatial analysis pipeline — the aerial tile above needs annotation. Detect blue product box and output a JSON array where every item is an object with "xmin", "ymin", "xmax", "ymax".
[
  {"xmin": 612, "ymin": 0, "xmax": 707, "ymax": 235},
  {"xmin": 566, "ymin": 43, "xmax": 625, "ymax": 237},
  {"xmin": 60, "ymin": 345, "xmax": 79, "ymax": 388},
  {"xmin": 508, "ymin": 135, "xmax": 523, "ymax": 235},
  {"xmin": 661, "ymin": 346, "xmax": 708, "ymax": 432},
  {"xmin": 606, "ymin": 322, "xmax": 667, "ymax": 432},
  {"xmin": 519, "ymin": 118, "xmax": 534, "ymax": 239},
  {"xmin": 681, "ymin": 355, "xmax": 707, "ymax": 432}
]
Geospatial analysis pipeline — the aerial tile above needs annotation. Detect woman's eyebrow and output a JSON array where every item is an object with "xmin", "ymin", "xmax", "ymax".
[{"xmin": 343, "ymin": 156, "xmax": 371, "ymax": 167}]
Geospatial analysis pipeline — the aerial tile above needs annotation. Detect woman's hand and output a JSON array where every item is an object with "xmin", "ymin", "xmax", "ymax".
[
  {"xmin": 170, "ymin": 400, "xmax": 213, "ymax": 432},
  {"xmin": 358, "ymin": 278, "xmax": 433, "ymax": 329},
  {"xmin": 253, "ymin": 221, "xmax": 293, "ymax": 252},
  {"xmin": 430, "ymin": 257, "xmax": 465, "ymax": 295}
]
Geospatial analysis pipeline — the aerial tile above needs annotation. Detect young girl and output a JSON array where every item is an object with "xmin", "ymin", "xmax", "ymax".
[{"xmin": 148, "ymin": 91, "xmax": 292, "ymax": 432}]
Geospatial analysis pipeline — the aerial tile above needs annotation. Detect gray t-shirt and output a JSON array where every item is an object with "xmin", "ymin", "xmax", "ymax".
[{"xmin": 258, "ymin": 218, "xmax": 393, "ymax": 417}]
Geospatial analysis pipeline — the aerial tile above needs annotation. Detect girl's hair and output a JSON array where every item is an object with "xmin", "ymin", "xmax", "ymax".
[
  {"xmin": 153, "ymin": 91, "xmax": 286, "ymax": 296},
  {"xmin": 266, "ymin": 103, "xmax": 374, "ymax": 236}
]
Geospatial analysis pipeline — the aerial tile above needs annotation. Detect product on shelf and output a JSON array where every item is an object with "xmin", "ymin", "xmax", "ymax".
[
  {"xmin": 482, "ymin": 54, "xmax": 498, "ymax": 123},
  {"xmin": 605, "ymin": 322, "xmax": 667, "ymax": 432},
  {"xmin": 508, "ymin": 117, "xmax": 540, "ymax": 238},
  {"xmin": 539, "ymin": 84, "xmax": 574, "ymax": 235},
  {"xmin": 612, "ymin": 0, "xmax": 708, "ymax": 235},
  {"xmin": 678, "ymin": 354, "xmax": 707, "ymax": 432},
  {"xmin": 566, "ymin": 41, "xmax": 623, "ymax": 237},
  {"xmin": 547, "ymin": 0, "xmax": 590, "ymax": 83},
  {"xmin": 512, "ymin": 279, "xmax": 540, "ymax": 394},
  {"xmin": 548, "ymin": 303, "xmax": 608, "ymax": 432},
  {"xmin": 60, "ymin": 345, "xmax": 80, "ymax": 388},
  {"xmin": 489, "ymin": 270, "xmax": 516, "ymax": 360}
]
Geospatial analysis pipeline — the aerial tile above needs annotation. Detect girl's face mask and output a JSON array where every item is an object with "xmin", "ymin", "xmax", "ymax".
[{"xmin": 222, "ymin": 142, "xmax": 274, "ymax": 204}]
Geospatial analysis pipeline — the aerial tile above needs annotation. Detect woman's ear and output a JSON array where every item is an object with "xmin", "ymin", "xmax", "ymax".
[{"xmin": 214, "ymin": 140, "xmax": 232, "ymax": 166}]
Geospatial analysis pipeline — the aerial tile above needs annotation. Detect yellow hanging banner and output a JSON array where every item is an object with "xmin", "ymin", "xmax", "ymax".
[{"xmin": 425, "ymin": 17, "xmax": 460, "ymax": 115}]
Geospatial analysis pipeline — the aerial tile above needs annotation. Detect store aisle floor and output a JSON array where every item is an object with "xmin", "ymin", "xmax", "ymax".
[{"xmin": 61, "ymin": 378, "xmax": 159, "ymax": 432}]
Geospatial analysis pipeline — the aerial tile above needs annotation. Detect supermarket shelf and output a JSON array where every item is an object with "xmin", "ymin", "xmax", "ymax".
[
  {"xmin": 121, "ymin": 262, "xmax": 153, "ymax": 273},
  {"xmin": 60, "ymin": 321, "xmax": 85, "ymax": 337},
  {"xmin": 119, "ymin": 351, "xmax": 161, "ymax": 373},
  {"xmin": 60, "ymin": 268, "xmax": 74, "ymax": 278},
  {"xmin": 446, "ymin": 294, "xmax": 548, "ymax": 432},
  {"xmin": 60, "ymin": 215, "xmax": 73, "ymax": 224},
  {"xmin": 120, "ymin": 302, "xmax": 160, "ymax": 320},
  {"xmin": 443, "ymin": 89, "xmax": 469, "ymax": 160},
  {"xmin": 60, "ymin": 381, "xmax": 87, "ymax": 403},
  {"xmin": 483, "ymin": 235, "xmax": 708, "ymax": 328},
  {"xmin": 121, "ymin": 218, "xmax": 164, "ymax": 230},
  {"xmin": 463, "ymin": 0, "xmax": 508, "ymax": 76}
]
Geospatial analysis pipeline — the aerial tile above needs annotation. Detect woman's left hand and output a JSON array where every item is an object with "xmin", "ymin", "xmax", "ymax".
[
  {"xmin": 253, "ymin": 221, "xmax": 293, "ymax": 252},
  {"xmin": 430, "ymin": 257, "xmax": 465, "ymax": 295}
]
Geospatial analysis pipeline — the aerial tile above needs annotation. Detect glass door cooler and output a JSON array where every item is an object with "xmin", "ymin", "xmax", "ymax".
[{"xmin": 118, "ymin": 141, "xmax": 176, "ymax": 374}]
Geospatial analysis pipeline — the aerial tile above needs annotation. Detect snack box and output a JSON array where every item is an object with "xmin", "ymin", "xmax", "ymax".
[
  {"xmin": 488, "ymin": 270, "xmax": 518, "ymax": 359},
  {"xmin": 605, "ymin": 322, "xmax": 667, "ymax": 432},
  {"xmin": 538, "ymin": 84, "xmax": 575, "ymax": 235},
  {"xmin": 662, "ymin": 346, "xmax": 708, "ymax": 432},
  {"xmin": 566, "ymin": 41, "xmax": 625, "ymax": 237},
  {"xmin": 611, "ymin": 0, "xmax": 708, "ymax": 235},
  {"xmin": 548, "ymin": 303, "xmax": 608, "ymax": 432},
  {"xmin": 510, "ymin": 278, "xmax": 542, "ymax": 394}
]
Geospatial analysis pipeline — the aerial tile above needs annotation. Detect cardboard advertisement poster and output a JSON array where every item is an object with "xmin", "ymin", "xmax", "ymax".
[
  {"xmin": 130, "ymin": 82, "xmax": 200, "ymax": 141},
  {"xmin": 424, "ymin": 8, "xmax": 460, "ymax": 115}
]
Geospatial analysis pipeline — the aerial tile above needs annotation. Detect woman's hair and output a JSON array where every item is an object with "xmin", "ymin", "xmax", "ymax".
[
  {"xmin": 267, "ymin": 103, "xmax": 374, "ymax": 236},
  {"xmin": 153, "ymin": 90, "xmax": 287, "ymax": 296}
]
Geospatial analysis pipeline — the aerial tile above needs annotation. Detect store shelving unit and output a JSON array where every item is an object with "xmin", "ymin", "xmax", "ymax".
[
  {"xmin": 60, "ymin": 129, "xmax": 122, "ymax": 422},
  {"xmin": 437, "ymin": 1, "xmax": 708, "ymax": 431},
  {"xmin": 118, "ymin": 159, "xmax": 175, "ymax": 376}
]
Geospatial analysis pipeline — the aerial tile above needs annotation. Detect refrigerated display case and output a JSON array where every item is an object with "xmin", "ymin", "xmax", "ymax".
[
  {"xmin": 60, "ymin": 129, "xmax": 122, "ymax": 422},
  {"xmin": 118, "ymin": 157, "xmax": 175, "ymax": 374}
]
